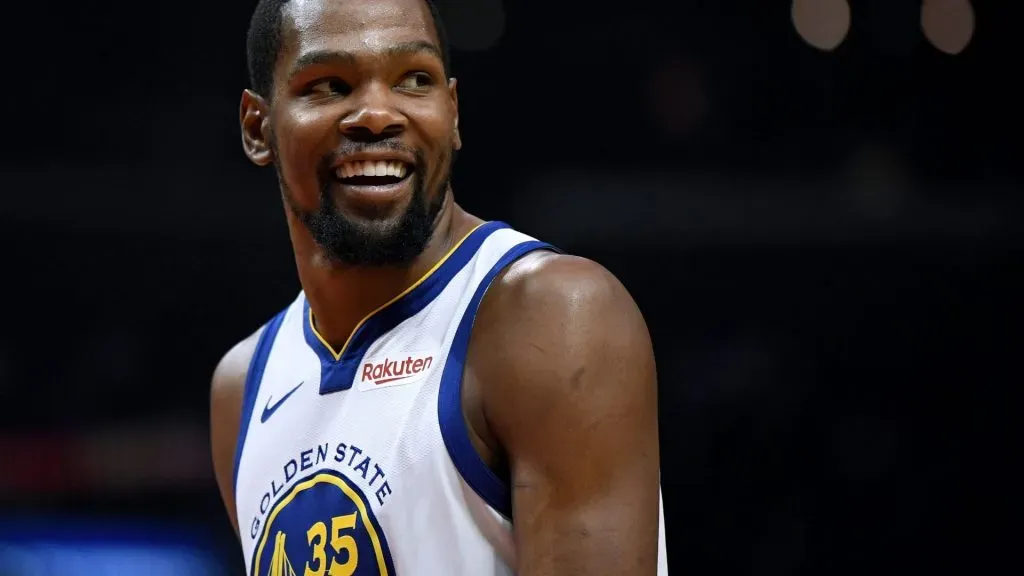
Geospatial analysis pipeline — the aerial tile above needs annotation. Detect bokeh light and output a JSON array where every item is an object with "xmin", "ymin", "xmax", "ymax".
[
  {"xmin": 922, "ymin": 0, "xmax": 975, "ymax": 55},
  {"xmin": 792, "ymin": 0, "xmax": 852, "ymax": 52}
]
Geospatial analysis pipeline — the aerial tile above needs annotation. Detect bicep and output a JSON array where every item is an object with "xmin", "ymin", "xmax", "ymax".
[
  {"xmin": 210, "ymin": 374, "xmax": 243, "ymax": 536},
  {"xmin": 479, "ymin": 257, "xmax": 661, "ymax": 575},
  {"xmin": 509, "ymin": 368, "xmax": 661, "ymax": 576},
  {"xmin": 210, "ymin": 329, "xmax": 262, "ymax": 537}
]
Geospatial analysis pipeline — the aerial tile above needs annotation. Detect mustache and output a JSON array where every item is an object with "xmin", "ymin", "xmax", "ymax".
[{"xmin": 320, "ymin": 140, "xmax": 420, "ymax": 170}]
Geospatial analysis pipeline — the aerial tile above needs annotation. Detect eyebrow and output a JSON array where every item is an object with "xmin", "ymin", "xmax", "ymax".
[{"xmin": 289, "ymin": 41, "xmax": 443, "ymax": 80}]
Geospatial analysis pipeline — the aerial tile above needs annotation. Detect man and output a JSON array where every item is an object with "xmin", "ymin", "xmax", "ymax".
[{"xmin": 209, "ymin": 0, "xmax": 668, "ymax": 573}]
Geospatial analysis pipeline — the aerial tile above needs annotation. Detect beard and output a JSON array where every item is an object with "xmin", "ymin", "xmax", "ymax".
[{"xmin": 278, "ymin": 143, "xmax": 451, "ymax": 267}]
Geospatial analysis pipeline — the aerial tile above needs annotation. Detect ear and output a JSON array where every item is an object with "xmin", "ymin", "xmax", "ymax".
[
  {"xmin": 240, "ymin": 89, "xmax": 274, "ymax": 166},
  {"xmin": 448, "ymin": 78, "xmax": 462, "ymax": 151}
]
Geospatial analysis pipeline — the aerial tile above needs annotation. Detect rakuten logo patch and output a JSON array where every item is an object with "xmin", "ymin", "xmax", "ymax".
[{"xmin": 359, "ymin": 352, "xmax": 435, "ymax": 390}]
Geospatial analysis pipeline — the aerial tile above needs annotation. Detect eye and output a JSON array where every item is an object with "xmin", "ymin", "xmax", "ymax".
[
  {"xmin": 395, "ymin": 72, "xmax": 434, "ymax": 92},
  {"xmin": 307, "ymin": 79, "xmax": 351, "ymax": 97}
]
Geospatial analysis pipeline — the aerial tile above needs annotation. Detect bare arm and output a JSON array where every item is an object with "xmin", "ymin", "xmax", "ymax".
[
  {"xmin": 209, "ymin": 328, "xmax": 262, "ymax": 537},
  {"xmin": 470, "ymin": 253, "xmax": 661, "ymax": 575}
]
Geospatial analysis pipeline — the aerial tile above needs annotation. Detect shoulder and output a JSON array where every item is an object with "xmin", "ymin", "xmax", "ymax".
[
  {"xmin": 470, "ymin": 249, "xmax": 655, "ymax": 408},
  {"xmin": 209, "ymin": 326, "xmax": 265, "ymax": 536},
  {"xmin": 211, "ymin": 298, "xmax": 296, "ymax": 398},
  {"xmin": 210, "ymin": 327, "xmax": 265, "ymax": 427},
  {"xmin": 479, "ymin": 250, "xmax": 650, "ymax": 353},
  {"xmin": 211, "ymin": 327, "xmax": 264, "ymax": 397}
]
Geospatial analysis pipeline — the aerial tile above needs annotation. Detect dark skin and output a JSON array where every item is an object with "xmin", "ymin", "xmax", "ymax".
[{"xmin": 210, "ymin": 0, "xmax": 661, "ymax": 573}]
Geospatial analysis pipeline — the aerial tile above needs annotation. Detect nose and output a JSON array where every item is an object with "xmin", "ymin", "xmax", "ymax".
[{"xmin": 339, "ymin": 82, "xmax": 406, "ymax": 139}]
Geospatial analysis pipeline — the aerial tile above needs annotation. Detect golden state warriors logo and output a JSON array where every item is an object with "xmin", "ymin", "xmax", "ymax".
[{"xmin": 251, "ymin": 470, "xmax": 396, "ymax": 576}]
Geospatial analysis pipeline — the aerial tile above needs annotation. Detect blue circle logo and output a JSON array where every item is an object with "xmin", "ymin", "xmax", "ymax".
[{"xmin": 252, "ymin": 470, "xmax": 395, "ymax": 576}]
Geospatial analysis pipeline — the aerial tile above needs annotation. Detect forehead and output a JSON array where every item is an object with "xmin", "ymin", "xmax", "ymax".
[{"xmin": 281, "ymin": 0, "xmax": 438, "ymax": 58}]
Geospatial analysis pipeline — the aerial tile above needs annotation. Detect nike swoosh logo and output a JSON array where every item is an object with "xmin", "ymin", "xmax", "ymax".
[{"xmin": 260, "ymin": 382, "xmax": 303, "ymax": 424}]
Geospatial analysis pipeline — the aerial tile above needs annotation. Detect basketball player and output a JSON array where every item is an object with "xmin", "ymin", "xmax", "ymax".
[{"xmin": 210, "ymin": 0, "xmax": 668, "ymax": 573}]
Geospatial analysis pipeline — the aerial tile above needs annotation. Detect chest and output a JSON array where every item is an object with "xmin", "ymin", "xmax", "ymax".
[{"xmin": 236, "ymin": 334, "xmax": 454, "ymax": 571}]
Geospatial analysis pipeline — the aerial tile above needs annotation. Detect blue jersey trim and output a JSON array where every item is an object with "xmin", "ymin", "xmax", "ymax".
[
  {"xmin": 232, "ymin": 307, "xmax": 290, "ymax": 493},
  {"xmin": 437, "ymin": 240, "xmax": 559, "ymax": 520},
  {"xmin": 305, "ymin": 221, "xmax": 511, "ymax": 394}
]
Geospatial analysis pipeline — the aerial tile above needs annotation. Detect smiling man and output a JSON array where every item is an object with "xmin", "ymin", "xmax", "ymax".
[{"xmin": 209, "ymin": 0, "xmax": 668, "ymax": 574}]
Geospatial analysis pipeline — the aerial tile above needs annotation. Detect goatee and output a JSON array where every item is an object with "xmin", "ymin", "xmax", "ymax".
[{"xmin": 280, "ymin": 148, "xmax": 449, "ymax": 267}]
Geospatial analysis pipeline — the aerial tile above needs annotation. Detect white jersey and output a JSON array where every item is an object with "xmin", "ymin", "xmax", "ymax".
[{"xmin": 233, "ymin": 221, "xmax": 669, "ymax": 575}]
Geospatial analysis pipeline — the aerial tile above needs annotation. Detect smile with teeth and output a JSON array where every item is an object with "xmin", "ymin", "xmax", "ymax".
[{"xmin": 335, "ymin": 160, "xmax": 410, "ymax": 185}]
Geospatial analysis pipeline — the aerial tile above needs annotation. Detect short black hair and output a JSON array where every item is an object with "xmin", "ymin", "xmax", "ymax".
[{"xmin": 246, "ymin": 0, "xmax": 451, "ymax": 99}]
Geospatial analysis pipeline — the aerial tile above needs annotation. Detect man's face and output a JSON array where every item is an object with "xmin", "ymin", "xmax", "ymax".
[{"xmin": 263, "ymin": 0, "xmax": 460, "ymax": 266}]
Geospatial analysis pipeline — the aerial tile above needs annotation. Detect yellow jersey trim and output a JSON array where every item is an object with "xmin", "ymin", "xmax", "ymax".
[{"xmin": 308, "ymin": 222, "xmax": 486, "ymax": 361}]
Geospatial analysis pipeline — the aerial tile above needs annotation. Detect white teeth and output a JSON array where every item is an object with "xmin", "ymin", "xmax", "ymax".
[{"xmin": 336, "ymin": 160, "xmax": 409, "ymax": 181}]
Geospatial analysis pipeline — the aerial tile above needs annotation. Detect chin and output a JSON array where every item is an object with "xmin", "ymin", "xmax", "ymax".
[
  {"xmin": 340, "ymin": 211, "xmax": 413, "ymax": 240},
  {"xmin": 331, "ymin": 193, "xmax": 412, "ymax": 224}
]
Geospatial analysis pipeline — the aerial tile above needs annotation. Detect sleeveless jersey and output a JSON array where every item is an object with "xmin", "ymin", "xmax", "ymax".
[{"xmin": 232, "ymin": 221, "xmax": 669, "ymax": 575}]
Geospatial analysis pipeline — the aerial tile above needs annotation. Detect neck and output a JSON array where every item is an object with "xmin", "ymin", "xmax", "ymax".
[{"xmin": 290, "ymin": 194, "xmax": 481, "ymax": 354}]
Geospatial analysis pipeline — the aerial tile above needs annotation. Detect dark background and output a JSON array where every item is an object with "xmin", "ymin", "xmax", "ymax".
[{"xmin": 0, "ymin": 0, "xmax": 1019, "ymax": 574}]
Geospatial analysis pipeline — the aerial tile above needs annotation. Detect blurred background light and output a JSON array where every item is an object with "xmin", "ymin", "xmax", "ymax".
[
  {"xmin": 0, "ymin": 519, "xmax": 227, "ymax": 576},
  {"xmin": 792, "ymin": 0, "xmax": 852, "ymax": 51},
  {"xmin": 922, "ymin": 0, "xmax": 975, "ymax": 55}
]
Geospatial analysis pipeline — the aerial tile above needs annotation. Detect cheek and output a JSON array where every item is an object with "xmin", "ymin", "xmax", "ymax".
[
  {"xmin": 423, "ymin": 119, "xmax": 457, "ymax": 171},
  {"xmin": 276, "ymin": 110, "xmax": 337, "ymax": 182},
  {"xmin": 408, "ymin": 100, "xmax": 456, "ymax": 151}
]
